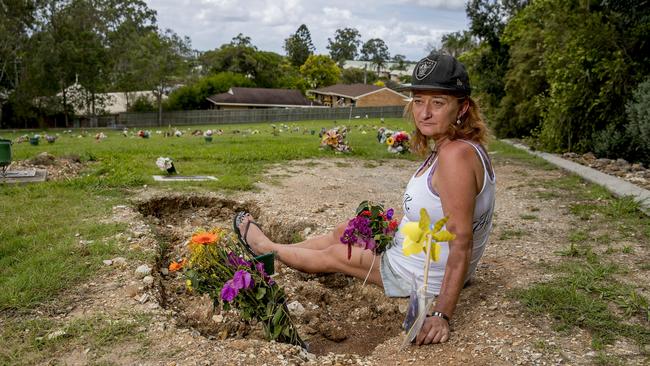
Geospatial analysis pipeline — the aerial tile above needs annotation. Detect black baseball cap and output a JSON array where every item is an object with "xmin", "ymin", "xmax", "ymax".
[{"xmin": 400, "ymin": 53, "xmax": 471, "ymax": 96}]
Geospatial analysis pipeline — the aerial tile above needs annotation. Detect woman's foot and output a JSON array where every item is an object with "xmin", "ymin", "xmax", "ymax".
[{"xmin": 237, "ymin": 213, "xmax": 274, "ymax": 255}]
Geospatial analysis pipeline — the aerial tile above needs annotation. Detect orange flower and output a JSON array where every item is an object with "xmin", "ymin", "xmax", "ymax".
[
  {"xmin": 191, "ymin": 232, "xmax": 218, "ymax": 245},
  {"xmin": 169, "ymin": 258, "xmax": 187, "ymax": 272}
]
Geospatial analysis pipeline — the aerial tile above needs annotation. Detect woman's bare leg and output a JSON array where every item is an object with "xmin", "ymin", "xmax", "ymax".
[
  {"xmin": 290, "ymin": 223, "xmax": 347, "ymax": 250},
  {"xmin": 238, "ymin": 215, "xmax": 383, "ymax": 286}
]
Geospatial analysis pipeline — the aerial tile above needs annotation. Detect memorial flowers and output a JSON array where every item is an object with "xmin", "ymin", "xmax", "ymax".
[
  {"xmin": 320, "ymin": 126, "xmax": 350, "ymax": 153},
  {"xmin": 156, "ymin": 157, "xmax": 176, "ymax": 174},
  {"xmin": 178, "ymin": 227, "xmax": 304, "ymax": 347},
  {"xmin": 387, "ymin": 131, "xmax": 411, "ymax": 154},
  {"xmin": 340, "ymin": 201, "xmax": 399, "ymax": 259}
]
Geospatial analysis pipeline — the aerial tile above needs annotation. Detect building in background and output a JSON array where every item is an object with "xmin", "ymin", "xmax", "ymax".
[
  {"xmin": 307, "ymin": 84, "xmax": 408, "ymax": 108},
  {"xmin": 206, "ymin": 87, "xmax": 324, "ymax": 110}
]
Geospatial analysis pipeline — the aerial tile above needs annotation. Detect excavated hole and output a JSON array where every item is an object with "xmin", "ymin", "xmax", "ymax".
[{"xmin": 136, "ymin": 194, "xmax": 403, "ymax": 356}]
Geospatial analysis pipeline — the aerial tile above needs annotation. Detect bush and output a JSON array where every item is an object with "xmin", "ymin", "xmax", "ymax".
[
  {"xmin": 625, "ymin": 78, "xmax": 650, "ymax": 165},
  {"xmin": 165, "ymin": 72, "xmax": 254, "ymax": 111},
  {"xmin": 129, "ymin": 95, "xmax": 156, "ymax": 112}
]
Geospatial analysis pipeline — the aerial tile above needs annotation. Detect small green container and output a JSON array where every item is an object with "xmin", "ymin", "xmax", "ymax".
[
  {"xmin": 254, "ymin": 253, "xmax": 275, "ymax": 276},
  {"xmin": 29, "ymin": 137, "xmax": 39, "ymax": 146},
  {"xmin": 0, "ymin": 139, "xmax": 11, "ymax": 167},
  {"xmin": 204, "ymin": 136, "xmax": 213, "ymax": 142}
]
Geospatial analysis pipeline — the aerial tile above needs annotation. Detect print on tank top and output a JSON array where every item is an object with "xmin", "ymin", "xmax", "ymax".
[{"xmin": 403, "ymin": 193, "xmax": 413, "ymax": 213}]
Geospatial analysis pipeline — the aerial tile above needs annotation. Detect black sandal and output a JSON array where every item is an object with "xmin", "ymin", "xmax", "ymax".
[{"xmin": 233, "ymin": 211, "xmax": 260, "ymax": 257}]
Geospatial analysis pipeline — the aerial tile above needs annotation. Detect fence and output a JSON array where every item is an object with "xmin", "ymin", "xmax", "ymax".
[{"xmin": 115, "ymin": 106, "xmax": 405, "ymax": 128}]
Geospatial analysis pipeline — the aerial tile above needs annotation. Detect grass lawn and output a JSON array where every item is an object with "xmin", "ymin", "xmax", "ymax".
[{"xmin": 0, "ymin": 119, "xmax": 416, "ymax": 312}]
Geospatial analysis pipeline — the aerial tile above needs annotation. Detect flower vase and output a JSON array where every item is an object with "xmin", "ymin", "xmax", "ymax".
[
  {"xmin": 254, "ymin": 252, "xmax": 275, "ymax": 276},
  {"xmin": 166, "ymin": 164, "xmax": 177, "ymax": 174},
  {"xmin": 204, "ymin": 136, "xmax": 213, "ymax": 142},
  {"xmin": 29, "ymin": 137, "xmax": 39, "ymax": 146}
]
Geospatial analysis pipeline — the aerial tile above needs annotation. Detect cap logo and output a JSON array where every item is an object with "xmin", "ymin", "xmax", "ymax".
[
  {"xmin": 457, "ymin": 78, "xmax": 463, "ymax": 86},
  {"xmin": 415, "ymin": 58, "xmax": 437, "ymax": 81}
]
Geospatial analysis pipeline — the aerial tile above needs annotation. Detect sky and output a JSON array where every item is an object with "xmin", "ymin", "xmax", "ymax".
[{"xmin": 143, "ymin": 0, "xmax": 470, "ymax": 62}]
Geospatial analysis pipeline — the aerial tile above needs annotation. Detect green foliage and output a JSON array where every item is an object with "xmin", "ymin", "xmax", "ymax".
[
  {"xmin": 327, "ymin": 27, "xmax": 362, "ymax": 65},
  {"xmin": 128, "ymin": 95, "xmax": 156, "ymax": 112},
  {"xmin": 164, "ymin": 72, "xmax": 254, "ymax": 111},
  {"xmin": 299, "ymin": 55, "xmax": 340, "ymax": 89},
  {"xmin": 360, "ymin": 38, "xmax": 390, "ymax": 73},
  {"xmin": 341, "ymin": 67, "xmax": 378, "ymax": 85},
  {"xmin": 283, "ymin": 24, "xmax": 314, "ymax": 67},
  {"xmin": 440, "ymin": 30, "xmax": 476, "ymax": 58},
  {"xmin": 624, "ymin": 78, "xmax": 650, "ymax": 165},
  {"xmin": 476, "ymin": 0, "xmax": 650, "ymax": 163}
]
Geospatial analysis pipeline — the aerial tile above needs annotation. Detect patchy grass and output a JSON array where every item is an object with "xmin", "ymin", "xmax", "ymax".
[
  {"xmin": 499, "ymin": 142, "xmax": 650, "ymax": 356},
  {"xmin": 0, "ymin": 312, "xmax": 151, "ymax": 365}
]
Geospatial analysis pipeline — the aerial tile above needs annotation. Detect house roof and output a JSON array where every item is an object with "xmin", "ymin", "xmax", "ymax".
[
  {"xmin": 308, "ymin": 84, "xmax": 382, "ymax": 99},
  {"xmin": 307, "ymin": 83, "xmax": 409, "ymax": 100},
  {"xmin": 206, "ymin": 87, "xmax": 321, "ymax": 108}
]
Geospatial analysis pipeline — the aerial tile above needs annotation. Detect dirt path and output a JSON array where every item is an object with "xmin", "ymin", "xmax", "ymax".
[{"xmin": 26, "ymin": 155, "xmax": 649, "ymax": 365}]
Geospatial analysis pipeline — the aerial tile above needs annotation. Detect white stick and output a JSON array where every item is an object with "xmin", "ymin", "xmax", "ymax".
[
  {"xmin": 422, "ymin": 233, "xmax": 432, "ymax": 290},
  {"xmin": 361, "ymin": 254, "xmax": 377, "ymax": 287}
]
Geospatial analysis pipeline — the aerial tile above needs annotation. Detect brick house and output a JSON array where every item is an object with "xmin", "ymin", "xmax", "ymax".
[
  {"xmin": 307, "ymin": 84, "xmax": 408, "ymax": 108},
  {"xmin": 206, "ymin": 87, "xmax": 324, "ymax": 110}
]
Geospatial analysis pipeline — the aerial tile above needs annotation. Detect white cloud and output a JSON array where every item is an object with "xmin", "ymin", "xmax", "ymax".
[
  {"xmin": 395, "ymin": 0, "xmax": 466, "ymax": 10},
  {"xmin": 144, "ymin": 0, "xmax": 468, "ymax": 60}
]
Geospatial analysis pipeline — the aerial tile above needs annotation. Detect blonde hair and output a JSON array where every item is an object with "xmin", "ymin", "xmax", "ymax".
[{"xmin": 404, "ymin": 96, "xmax": 489, "ymax": 157}]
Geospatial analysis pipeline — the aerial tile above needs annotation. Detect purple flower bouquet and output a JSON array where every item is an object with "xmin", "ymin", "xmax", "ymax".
[
  {"xmin": 340, "ymin": 201, "xmax": 399, "ymax": 259},
  {"xmin": 179, "ymin": 228, "xmax": 304, "ymax": 347}
]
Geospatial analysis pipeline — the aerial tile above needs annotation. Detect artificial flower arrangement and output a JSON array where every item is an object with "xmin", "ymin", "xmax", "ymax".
[
  {"xmin": 377, "ymin": 127, "xmax": 393, "ymax": 144},
  {"xmin": 340, "ymin": 201, "xmax": 399, "ymax": 260},
  {"xmin": 399, "ymin": 208, "xmax": 456, "ymax": 347},
  {"xmin": 169, "ymin": 228, "xmax": 305, "ymax": 347},
  {"xmin": 137, "ymin": 130, "xmax": 150, "ymax": 138},
  {"xmin": 156, "ymin": 157, "xmax": 176, "ymax": 174},
  {"xmin": 204, "ymin": 129, "xmax": 213, "ymax": 142},
  {"xmin": 377, "ymin": 128, "xmax": 410, "ymax": 154},
  {"xmin": 320, "ymin": 126, "xmax": 351, "ymax": 153},
  {"xmin": 386, "ymin": 131, "xmax": 411, "ymax": 154}
]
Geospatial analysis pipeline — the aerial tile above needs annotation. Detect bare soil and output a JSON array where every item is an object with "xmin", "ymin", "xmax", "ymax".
[{"xmin": 15, "ymin": 156, "xmax": 650, "ymax": 365}]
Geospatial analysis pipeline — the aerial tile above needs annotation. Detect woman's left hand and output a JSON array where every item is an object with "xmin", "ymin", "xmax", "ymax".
[{"xmin": 415, "ymin": 315, "xmax": 450, "ymax": 345}]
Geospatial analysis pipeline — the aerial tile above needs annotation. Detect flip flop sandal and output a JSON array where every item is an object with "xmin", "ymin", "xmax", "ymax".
[{"xmin": 233, "ymin": 211, "xmax": 259, "ymax": 257}]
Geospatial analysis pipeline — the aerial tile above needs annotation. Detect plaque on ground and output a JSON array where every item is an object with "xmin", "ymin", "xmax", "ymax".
[
  {"xmin": 153, "ymin": 175, "xmax": 218, "ymax": 182},
  {"xmin": 1, "ymin": 169, "xmax": 47, "ymax": 183}
]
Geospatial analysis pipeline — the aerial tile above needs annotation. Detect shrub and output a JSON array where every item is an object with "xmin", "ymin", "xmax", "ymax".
[{"xmin": 625, "ymin": 78, "xmax": 650, "ymax": 165}]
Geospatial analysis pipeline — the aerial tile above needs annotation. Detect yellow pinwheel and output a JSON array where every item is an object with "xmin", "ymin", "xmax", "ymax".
[{"xmin": 401, "ymin": 208, "xmax": 456, "ymax": 261}]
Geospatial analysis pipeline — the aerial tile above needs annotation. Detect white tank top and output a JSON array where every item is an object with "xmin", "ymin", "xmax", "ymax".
[{"xmin": 385, "ymin": 140, "xmax": 496, "ymax": 295}]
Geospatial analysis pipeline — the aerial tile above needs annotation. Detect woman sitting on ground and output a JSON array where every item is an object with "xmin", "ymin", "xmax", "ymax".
[{"xmin": 235, "ymin": 53, "xmax": 496, "ymax": 346}]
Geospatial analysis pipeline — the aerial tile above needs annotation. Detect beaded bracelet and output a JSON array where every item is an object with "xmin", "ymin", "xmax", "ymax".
[{"xmin": 428, "ymin": 311, "xmax": 450, "ymax": 322}]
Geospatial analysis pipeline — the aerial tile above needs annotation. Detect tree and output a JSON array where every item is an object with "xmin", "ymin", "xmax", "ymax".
[
  {"xmin": 230, "ymin": 33, "xmax": 254, "ymax": 48},
  {"xmin": 0, "ymin": 0, "xmax": 39, "ymax": 127},
  {"xmin": 440, "ymin": 31, "xmax": 476, "ymax": 58},
  {"xmin": 284, "ymin": 24, "xmax": 314, "ymax": 67},
  {"xmin": 391, "ymin": 54, "xmax": 407, "ymax": 71},
  {"xmin": 360, "ymin": 38, "xmax": 390, "ymax": 73},
  {"xmin": 199, "ymin": 41, "xmax": 291, "ymax": 88},
  {"xmin": 327, "ymin": 27, "xmax": 361, "ymax": 65},
  {"xmin": 299, "ymin": 55, "xmax": 340, "ymax": 89},
  {"xmin": 138, "ymin": 29, "xmax": 193, "ymax": 126},
  {"xmin": 341, "ymin": 67, "xmax": 377, "ymax": 84},
  {"xmin": 165, "ymin": 72, "xmax": 254, "ymax": 110}
]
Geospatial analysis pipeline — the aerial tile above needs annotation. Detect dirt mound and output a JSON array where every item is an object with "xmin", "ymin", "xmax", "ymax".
[{"xmin": 8, "ymin": 152, "xmax": 85, "ymax": 180}]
